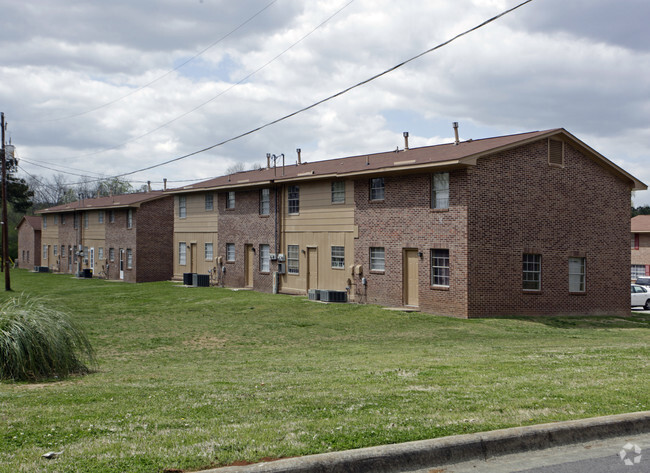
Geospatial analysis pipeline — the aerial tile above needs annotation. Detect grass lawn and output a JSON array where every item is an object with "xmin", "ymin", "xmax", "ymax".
[{"xmin": 1, "ymin": 269, "xmax": 648, "ymax": 473}]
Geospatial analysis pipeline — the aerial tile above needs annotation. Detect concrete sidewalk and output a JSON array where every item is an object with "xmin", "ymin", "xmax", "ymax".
[{"xmin": 204, "ymin": 411, "xmax": 650, "ymax": 473}]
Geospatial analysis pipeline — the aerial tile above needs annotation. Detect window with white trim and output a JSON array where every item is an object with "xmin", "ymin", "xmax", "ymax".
[
  {"xmin": 83, "ymin": 212, "xmax": 89, "ymax": 228},
  {"xmin": 523, "ymin": 253, "xmax": 541, "ymax": 291},
  {"xmin": 287, "ymin": 245, "xmax": 299, "ymax": 274},
  {"xmin": 53, "ymin": 215, "xmax": 58, "ymax": 225},
  {"xmin": 43, "ymin": 245, "xmax": 48, "ymax": 260},
  {"xmin": 631, "ymin": 264, "xmax": 646, "ymax": 280},
  {"xmin": 370, "ymin": 178, "xmax": 385, "ymax": 201},
  {"xmin": 98, "ymin": 210, "xmax": 104, "ymax": 223},
  {"xmin": 431, "ymin": 249, "xmax": 450, "ymax": 286},
  {"xmin": 98, "ymin": 247, "xmax": 104, "ymax": 261},
  {"xmin": 226, "ymin": 191, "xmax": 235, "ymax": 209},
  {"xmin": 331, "ymin": 246, "xmax": 345, "ymax": 269},
  {"xmin": 331, "ymin": 181, "xmax": 345, "ymax": 204},
  {"xmin": 260, "ymin": 244, "xmax": 270, "ymax": 272},
  {"xmin": 127, "ymin": 209, "xmax": 133, "ymax": 229},
  {"xmin": 260, "ymin": 188, "xmax": 270, "ymax": 215},
  {"xmin": 288, "ymin": 186, "xmax": 299, "ymax": 214},
  {"xmin": 569, "ymin": 257, "xmax": 585, "ymax": 292},
  {"xmin": 179, "ymin": 196, "xmax": 186, "ymax": 218},
  {"xmin": 179, "ymin": 242, "xmax": 187, "ymax": 265},
  {"xmin": 205, "ymin": 193, "xmax": 214, "ymax": 211},
  {"xmin": 226, "ymin": 243, "xmax": 235, "ymax": 262},
  {"xmin": 370, "ymin": 247, "xmax": 385, "ymax": 271},
  {"xmin": 432, "ymin": 172, "xmax": 449, "ymax": 209},
  {"xmin": 53, "ymin": 245, "xmax": 58, "ymax": 257},
  {"xmin": 43, "ymin": 216, "xmax": 47, "ymax": 229},
  {"xmin": 109, "ymin": 248, "xmax": 115, "ymax": 262},
  {"xmin": 127, "ymin": 249, "xmax": 133, "ymax": 269},
  {"xmin": 205, "ymin": 243, "xmax": 213, "ymax": 260}
]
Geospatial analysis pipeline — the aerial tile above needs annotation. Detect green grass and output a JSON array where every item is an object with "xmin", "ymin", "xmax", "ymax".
[{"xmin": 1, "ymin": 269, "xmax": 648, "ymax": 473}]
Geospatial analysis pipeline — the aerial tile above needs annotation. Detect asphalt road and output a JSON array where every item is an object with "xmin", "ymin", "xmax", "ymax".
[{"xmin": 406, "ymin": 433, "xmax": 649, "ymax": 473}]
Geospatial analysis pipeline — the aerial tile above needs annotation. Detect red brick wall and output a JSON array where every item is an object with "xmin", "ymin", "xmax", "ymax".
[
  {"xmin": 467, "ymin": 140, "xmax": 631, "ymax": 317},
  {"xmin": 104, "ymin": 208, "xmax": 137, "ymax": 282},
  {"xmin": 135, "ymin": 197, "xmax": 174, "ymax": 283},
  {"xmin": 17, "ymin": 224, "xmax": 40, "ymax": 267},
  {"xmin": 218, "ymin": 187, "xmax": 278, "ymax": 292},
  {"xmin": 354, "ymin": 171, "xmax": 469, "ymax": 317}
]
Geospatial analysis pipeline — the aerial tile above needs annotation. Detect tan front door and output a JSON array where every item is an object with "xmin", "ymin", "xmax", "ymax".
[
  {"xmin": 307, "ymin": 247, "xmax": 318, "ymax": 291},
  {"xmin": 403, "ymin": 249, "xmax": 419, "ymax": 307},
  {"xmin": 245, "ymin": 244, "xmax": 254, "ymax": 287},
  {"xmin": 190, "ymin": 243, "xmax": 197, "ymax": 273}
]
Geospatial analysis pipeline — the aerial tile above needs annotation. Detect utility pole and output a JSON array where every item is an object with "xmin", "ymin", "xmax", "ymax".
[{"xmin": 1, "ymin": 112, "xmax": 11, "ymax": 291}]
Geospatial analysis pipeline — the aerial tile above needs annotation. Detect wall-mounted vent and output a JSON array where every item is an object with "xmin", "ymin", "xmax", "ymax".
[{"xmin": 548, "ymin": 139, "xmax": 564, "ymax": 166}]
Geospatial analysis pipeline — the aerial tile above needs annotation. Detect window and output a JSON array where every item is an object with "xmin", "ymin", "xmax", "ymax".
[
  {"xmin": 226, "ymin": 191, "xmax": 235, "ymax": 209},
  {"xmin": 631, "ymin": 264, "xmax": 646, "ymax": 280},
  {"xmin": 83, "ymin": 212, "xmax": 89, "ymax": 229},
  {"xmin": 109, "ymin": 248, "xmax": 115, "ymax": 262},
  {"xmin": 432, "ymin": 172, "xmax": 449, "ymax": 209},
  {"xmin": 226, "ymin": 243, "xmax": 235, "ymax": 262},
  {"xmin": 53, "ymin": 245, "xmax": 58, "ymax": 257},
  {"xmin": 569, "ymin": 257, "xmax": 585, "ymax": 292},
  {"xmin": 26, "ymin": 250, "xmax": 29, "ymax": 262},
  {"xmin": 61, "ymin": 246, "xmax": 64, "ymax": 258},
  {"xmin": 260, "ymin": 188, "xmax": 270, "ymax": 215},
  {"xmin": 74, "ymin": 214, "xmax": 79, "ymax": 229},
  {"xmin": 43, "ymin": 216, "xmax": 47, "ymax": 229},
  {"xmin": 61, "ymin": 215, "xmax": 66, "ymax": 225},
  {"xmin": 98, "ymin": 210, "xmax": 104, "ymax": 223},
  {"xmin": 331, "ymin": 246, "xmax": 345, "ymax": 269},
  {"xmin": 370, "ymin": 247, "xmax": 385, "ymax": 271},
  {"xmin": 127, "ymin": 249, "xmax": 133, "ymax": 269},
  {"xmin": 260, "ymin": 244, "xmax": 270, "ymax": 272},
  {"xmin": 288, "ymin": 186, "xmax": 299, "ymax": 214},
  {"xmin": 205, "ymin": 193, "xmax": 214, "ymax": 211},
  {"xmin": 287, "ymin": 245, "xmax": 299, "ymax": 274},
  {"xmin": 431, "ymin": 249, "xmax": 450, "ymax": 286},
  {"xmin": 523, "ymin": 254, "xmax": 541, "ymax": 291},
  {"xmin": 632, "ymin": 234, "xmax": 639, "ymax": 250},
  {"xmin": 98, "ymin": 247, "xmax": 104, "ymax": 260},
  {"xmin": 43, "ymin": 245, "xmax": 47, "ymax": 260},
  {"xmin": 331, "ymin": 181, "xmax": 345, "ymax": 204},
  {"xmin": 127, "ymin": 209, "xmax": 133, "ymax": 229},
  {"xmin": 22, "ymin": 250, "xmax": 25, "ymax": 261},
  {"xmin": 370, "ymin": 178, "xmax": 385, "ymax": 201},
  {"xmin": 109, "ymin": 210, "xmax": 115, "ymax": 223},
  {"xmin": 205, "ymin": 243, "xmax": 213, "ymax": 260},
  {"xmin": 179, "ymin": 242, "xmax": 187, "ymax": 265},
  {"xmin": 53, "ymin": 215, "xmax": 58, "ymax": 225},
  {"xmin": 548, "ymin": 139, "xmax": 564, "ymax": 166},
  {"xmin": 179, "ymin": 196, "xmax": 186, "ymax": 218}
]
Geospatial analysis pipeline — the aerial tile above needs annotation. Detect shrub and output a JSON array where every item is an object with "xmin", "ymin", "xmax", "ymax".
[{"xmin": 0, "ymin": 295, "xmax": 96, "ymax": 381}]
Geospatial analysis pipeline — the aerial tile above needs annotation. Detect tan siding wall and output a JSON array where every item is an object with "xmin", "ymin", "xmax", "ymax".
[
  {"xmin": 174, "ymin": 193, "xmax": 218, "ymax": 233},
  {"xmin": 83, "ymin": 210, "xmax": 106, "ymax": 240},
  {"xmin": 283, "ymin": 180, "xmax": 355, "ymax": 233},
  {"xmin": 173, "ymin": 232, "xmax": 219, "ymax": 279}
]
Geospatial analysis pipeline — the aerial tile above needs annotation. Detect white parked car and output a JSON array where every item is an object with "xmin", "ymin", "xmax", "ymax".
[{"xmin": 631, "ymin": 284, "xmax": 650, "ymax": 310}]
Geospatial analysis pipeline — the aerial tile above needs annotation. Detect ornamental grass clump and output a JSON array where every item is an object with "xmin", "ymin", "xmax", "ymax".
[{"xmin": 0, "ymin": 295, "xmax": 96, "ymax": 381}]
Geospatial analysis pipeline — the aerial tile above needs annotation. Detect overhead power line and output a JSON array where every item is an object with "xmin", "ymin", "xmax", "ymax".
[
  {"xmin": 108, "ymin": 0, "xmax": 535, "ymax": 180},
  {"xmin": 30, "ymin": 0, "xmax": 279, "ymax": 123}
]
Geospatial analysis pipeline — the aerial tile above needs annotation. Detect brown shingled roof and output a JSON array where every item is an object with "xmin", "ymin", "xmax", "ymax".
[
  {"xmin": 37, "ymin": 191, "xmax": 167, "ymax": 214},
  {"xmin": 170, "ymin": 128, "xmax": 646, "ymax": 193},
  {"xmin": 16, "ymin": 215, "xmax": 41, "ymax": 230},
  {"xmin": 632, "ymin": 215, "xmax": 650, "ymax": 232}
]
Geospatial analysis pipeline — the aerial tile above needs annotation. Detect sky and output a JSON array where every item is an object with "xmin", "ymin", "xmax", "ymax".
[{"xmin": 2, "ymin": 0, "xmax": 649, "ymax": 205}]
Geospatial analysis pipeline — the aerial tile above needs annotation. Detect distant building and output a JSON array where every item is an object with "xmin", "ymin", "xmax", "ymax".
[
  {"xmin": 37, "ymin": 192, "xmax": 173, "ymax": 283},
  {"xmin": 16, "ymin": 215, "xmax": 41, "ymax": 268},
  {"xmin": 631, "ymin": 215, "xmax": 650, "ymax": 280}
]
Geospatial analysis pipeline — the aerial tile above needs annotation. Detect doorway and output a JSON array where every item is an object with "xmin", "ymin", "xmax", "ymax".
[
  {"xmin": 307, "ymin": 247, "xmax": 318, "ymax": 291},
  {"xmin": 245, "ymin": 244, "xmax": 254, "ymax": 287},
  {"xmin": 403, "ymin": 249, "xmax": 419, "ymax": 307},
  {"xmin": 119, "ymin": 248, "xmax": 124, "ymax": 280}
]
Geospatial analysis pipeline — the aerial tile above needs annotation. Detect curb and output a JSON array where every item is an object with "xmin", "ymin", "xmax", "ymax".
[{"xmin": 203, "ymin": 411, "xmax": 650, "ymax": 473}]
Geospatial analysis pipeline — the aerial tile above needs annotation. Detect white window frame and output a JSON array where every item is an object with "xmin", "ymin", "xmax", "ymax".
[
  {"xmin": 631, "ymin": 264, "xmax": 646, "ymax": 280},
  {"xmin": 127, "ymin": 209, "xmax": 133, "ymax": 229},
  {"xmin": 226, "ymin": 243, "xmax": 235, "ymax": 262},
  {"xmin": 43, "ymin": 245, "xmax": 48, "ymax": 260},
  {"xmin": 288, "ymin": 186, "xmax": 299, "ymax": 215},
  {"xmin": 260, "ymin": 244, "xmax": 270, "ymax": 273},
  {"xmin": 370, "ymin": 247, "xmax": 385, "ymax": 272},
  {"xmin": 523, "ymin": 253, "xmax": 542, "ymax": 291},
  {"xmin": 98, "ymin": 247, "xmax": 104, "ymax": 261},
  {"xmin": 331, "ymin": 181, "xmax": 345, "ymax": 204},
  {"xmin": 431, "ymin": 249, "xmax": 450, "ymax": 287},
  {"xmin": 179, "ymin": 196, "xmax": 187, "ymax": 219},
  {"xmin": 43, "ymin": 216, "xmax": 47, "ymax": 229},
  {"xmin": 205, "ymin": 193, "xmax": 214, "ymax": 211},
  {"xmin": 331, "ymin": 246, "xmax": 345, "ymax": 269},
  {"xmin": 226, "ymin": 191, "xmax": 235, "ymax": 209},
  {"xmin": 370, "ymin": 178, "xmax": 385, "ymax": 201},
  {"xmin": 569, "ymin": 257, "xmax": 585, "ymax": 292},
  {"xmin": 109, "ymin": 248, "xmax": 115, "ymax": 262},
  {"xmin": 53, "ymin": 245, "xmax": 58, "ymax": 257},
  {"xmin": 260, "ymin": 188, "xmax": 270, "ymax": 215},
  {"xmin": 98, "ymin": 210, "xmax": 104, "ymax": 224},
  {"xmin": 432, "ymin": 172, "xmax": 449, "ymax": 209},
  {"xmin": 179, "ymin": 242, "xmax": 187, "ymax": 265},
  {"xmin": 127, "ymin": 249, "xmax": 133, "ymax": 269},
  {"xmin": 287, "ymin": 245, "xmax": 299, "ymax": 274},
  {"xmin": 205, "ymin": 242, "xmax": 214, "ymax": 261},
  {"xmin": 83, "ymin": 212, "xmax": 89, "ymax": 228}
]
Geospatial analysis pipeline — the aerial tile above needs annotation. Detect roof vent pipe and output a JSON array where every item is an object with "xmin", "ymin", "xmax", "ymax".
[
  {"xmin": 163, "ymin": 178, "xmax": 167, "ymax": 191},
  {"xmin": 296, "ymin": 148, "xmax": 301, "ymax": 165},
  {"xmin": 403, "ymin": 132, "xmax": 409, "ymax": 150},
  {"xmin": 453, "ymin": 122, "xmax": 460, "ymax": 145},
  {"xmin": 266, "ymin": 153, "xmax": 271, "ymax": 169},
  {"xmin": 147, "ymin": 181, "xmax": 151, "ymax": 192}
]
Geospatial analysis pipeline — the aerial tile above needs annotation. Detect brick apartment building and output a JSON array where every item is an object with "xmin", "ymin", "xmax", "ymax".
[
  {"xmin": 16, "ymin": 215, "xmax": 41, "ymax": 268},
  {"xmin": 37, "ymin": 191, "xmax": 173, "ymax": 283},
  {"xmin": 631, "ymin": 214, "xmax": 650, "ymax": 280},
  {"xmin": 171, "ymin": 128, "xmax": 645, "ymax": 317}
]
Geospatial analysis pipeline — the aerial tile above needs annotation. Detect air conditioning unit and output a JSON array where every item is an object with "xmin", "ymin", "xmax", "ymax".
[
  {"xmin": 277, "ymin": 262, "xmax": 286, "ymax": 274},
  {"xmin": 308, "ymin": 289, "xmax": 320, "ymax": 301},
  {"xmin": 278, "ymin": 254, "xmax": 286, "ymax": 262},
  {"xmin": 320, "ymin": 290, "xmax": 347, "ymax": 303}
]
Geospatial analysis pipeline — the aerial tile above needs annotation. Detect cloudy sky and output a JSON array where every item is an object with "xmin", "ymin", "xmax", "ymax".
[{"xmin": 2, "ymin": 0, "xmax": 649, "ymax": 204}]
